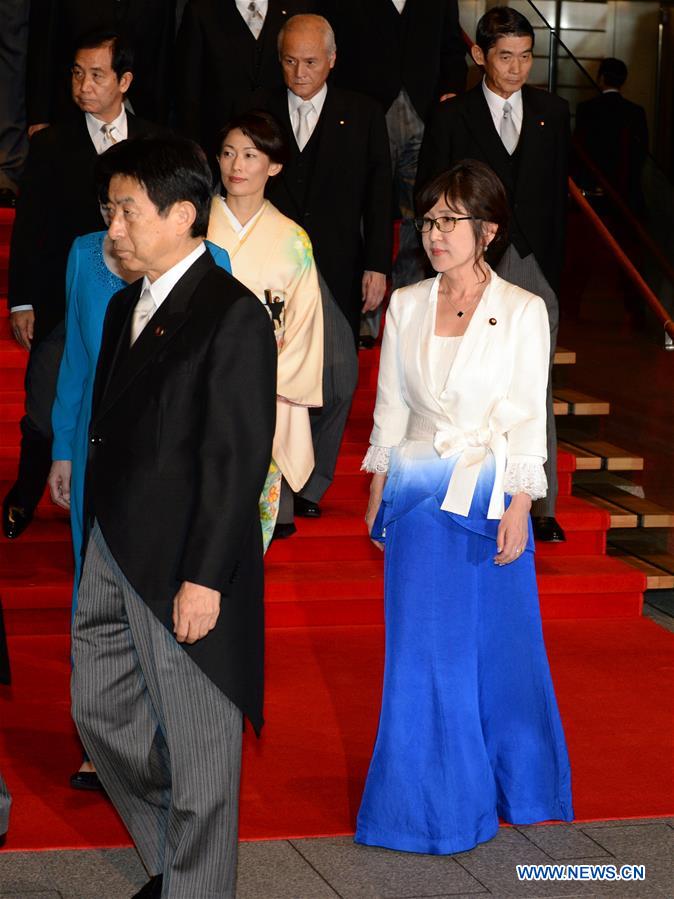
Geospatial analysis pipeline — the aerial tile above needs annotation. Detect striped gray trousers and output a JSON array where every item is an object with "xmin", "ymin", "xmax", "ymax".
[
  {"xmin": 496, "ymin": 245, "xmax": 560, "ymax": 518},
  {"xmin": 72, "ymin": 523, "xmax": 243, "ymax": 898}
]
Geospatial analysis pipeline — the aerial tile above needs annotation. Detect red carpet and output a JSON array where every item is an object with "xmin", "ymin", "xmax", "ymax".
[
  {"xmin": 1, "ymin": 205, "xmax": 670, "ymax": 852},
  {"xmin": 1, "ymin": 618, "xmax": 672, "ymax": 850}
]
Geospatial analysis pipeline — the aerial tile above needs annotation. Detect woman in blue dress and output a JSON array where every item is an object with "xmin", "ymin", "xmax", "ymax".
[
  {"xmin": 356, "ymin": 160, "xmax": 573, "ymax": 855},
  {"xmin": 48, "ymin": 209, "xmax": 230, "ymax": 789}
]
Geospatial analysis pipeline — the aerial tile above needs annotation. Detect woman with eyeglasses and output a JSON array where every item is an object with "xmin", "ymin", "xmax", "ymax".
[{"xmin": 355, "ymin": 159, "xmax": 573, "ymax": 855}]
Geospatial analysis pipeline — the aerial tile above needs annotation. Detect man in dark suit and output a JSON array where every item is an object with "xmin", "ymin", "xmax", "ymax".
[
  {"xmin": 324, "ymin": 0, "xmax": 467, "ymax": 295},
  {"xmin": 575, "ymin": 57, "xmax": 649, "ymax": 214},
  {"xmin": 68, "ymin": 137, "xmax": 276, "ymax": 898},
  {"xmin": 251, "ymin": 13, "xmax": 392, "ymax": 518},
  {"xmin": 0, "ymin": 0, "xmax": 29, "ymax": 207},
  {"xmin": 417, "ymin": 6, "xmax": 570, "ymax": 543},
  {"xmin": 3, "ymin": 31, "xmax": 160, "ymax": 539},
  {"xmin": 25, "ymin": 0, "xmax": 174, "ymax": 132},
  {"xmin": 175, "ymin": 0, "xmax": 316, "ymax": 153}
]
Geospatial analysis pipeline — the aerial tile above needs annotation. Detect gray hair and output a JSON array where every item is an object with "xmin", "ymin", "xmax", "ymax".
[{"xmin": 277, "ymin": 14, "xmax": 337, "ymax": 57}]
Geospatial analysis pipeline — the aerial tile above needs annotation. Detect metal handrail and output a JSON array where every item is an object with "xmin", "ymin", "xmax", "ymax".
[{"xmin": 568, "ymin": 180, "xmax": 674, "ymax": 347}]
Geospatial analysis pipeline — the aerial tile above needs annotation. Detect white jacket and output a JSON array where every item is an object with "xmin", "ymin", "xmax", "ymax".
[{"xmin": 369, "ymin": 268, "xmax": 550, "ymax": 519}]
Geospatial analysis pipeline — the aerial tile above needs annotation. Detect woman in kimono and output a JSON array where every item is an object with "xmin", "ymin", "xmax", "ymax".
[
  {"xmin": 356, "ymin": 160, "xmax": 573, "ymax": 855},
  {"xmin": 208, "ymin": 111, "xmax": 323, "ymax": 546},
  {"xmin": 47, "ymin": 171, "xmax": 231, "ymax": 791}
]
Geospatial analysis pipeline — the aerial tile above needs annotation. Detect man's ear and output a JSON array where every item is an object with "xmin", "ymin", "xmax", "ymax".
[
  {"xmin": 471, "ymin": 45, "xmax": 485, "ymax": 68},
  {"xmin": 119, "ymin": 71, "xmax": 133, "ymax": 95},
  {"xmin": 174, "ymin": 200, "xmax": 197, "ymax": 235}
]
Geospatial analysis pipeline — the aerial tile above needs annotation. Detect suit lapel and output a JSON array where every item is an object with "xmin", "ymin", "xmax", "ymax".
[
  {"xmin": 96, "ymin": 249, "xmax": 215, "ymax": 420},
  {"xmin": 305, "ymin": 88, "xmax": 346, "ymax": 210},
  {"xmin": 515, "ymin": 86, "xmax": 550, "ymax": 201}
]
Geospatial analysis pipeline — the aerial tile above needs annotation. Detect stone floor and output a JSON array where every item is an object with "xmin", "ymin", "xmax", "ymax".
[
  {"xmin": 0, "ymin": 818, "xmax": 672, "ymax": 899},
  {"xmin": 1, "ymin": 604, "xmax": 671, "ymax": 899}
]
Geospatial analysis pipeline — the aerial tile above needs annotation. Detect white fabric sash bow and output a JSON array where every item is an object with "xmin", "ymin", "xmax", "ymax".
[{"xmin": 432, "ymin": 423, "xmax": 507, "ymax": 518}]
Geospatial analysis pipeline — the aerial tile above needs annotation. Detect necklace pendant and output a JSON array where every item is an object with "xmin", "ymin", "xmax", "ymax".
[{"xmin": 457, "ymin": 310, "xmax": 464, "ymax": 317}]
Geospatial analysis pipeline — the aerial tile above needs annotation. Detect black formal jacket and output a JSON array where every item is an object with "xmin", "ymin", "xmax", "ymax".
[
  {"xmin": 574, "ymin": 91, "xmax": 649, "ymax": 212},
  {"xmin": 86, "ymin": 249, "xmax": 277, "ymax": 731},
  {"xmin": 417, "ymin": 83, "xmax": 570, "ymax": 294},
  {"xmin": 324, "ymin": 0, "xmax": 467, "ymax": 121},
  {"xmin": 8, "ymin": 111, "xmax": 159, "ymax": 342},
  {"xmin": 175, "ymin": 0, "xmax": 316, "ymax": 150},
  {"xmin": 251, "ymin": 86, "xmax": 393, "ymax": 338},
  {"xmin": 26, "ymin": 0, "xmax": 175, "ymax": 125}
]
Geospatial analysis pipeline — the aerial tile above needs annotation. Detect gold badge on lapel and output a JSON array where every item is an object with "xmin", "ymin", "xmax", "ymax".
[
  {"xmin": 339, "ymin": 120, "xmax": 346, "ymax": 126},
  {"xmin": 489, "ymin": 318, "xmax": 497, "ymax": 326},
  {"xmin": 154, "ymin": 325, "xmax": 165, "ymax": 337},
  {"xmin": 539, "ymin": 120, "xmax": 545, "ymax": 127}
]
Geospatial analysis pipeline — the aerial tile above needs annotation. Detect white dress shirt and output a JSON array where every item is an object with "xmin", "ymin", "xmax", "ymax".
[
  {"xmin": 391, "ymin": 0, "xmax": 407, "ymax": 12},
  {"xmin": 86, "ymin": 106, "xmax": 128, "ymax": 155},
  {"xmin": 235, "ymin": 0, "xmax": 268, "ymax": 37},
  {"xmin": 482, "ymin": 79, "xmax": 523, "ymax": 142},
  {"xmin": 140, "ymin": 242, "xmax": 207, "ymax": 312},
  {"xmin": 287, "ymin": 84, "xmax": 328, "ymax": 148}
]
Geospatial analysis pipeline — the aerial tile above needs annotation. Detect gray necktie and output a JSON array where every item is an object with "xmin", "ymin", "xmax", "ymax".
[
  {"xmin": 295, "ymin": 100, "xmax": 314, "ymax": 151},
  {"xmin": 130, "ymin": 287, "xmax": 156, "ymax": 345},
  {"xmin": 500, "ymin": 101, "xmax": 519, "ymax": 155},
  {"xmin": 246, "ymin": 1, "xmax": 264, "ymax": 38},
  {"xmin": 100, "ymin": 123, "xmax": 118, "ymax": 147}
]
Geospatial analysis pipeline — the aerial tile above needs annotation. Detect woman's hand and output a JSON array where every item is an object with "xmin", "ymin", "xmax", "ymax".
[
  {"xmin": 494, "ymin": 493, "xmax": 532, "ymax": 565},
  {"xmin": 48, "ymin": 460, "xmax": 72, "ymax": 509},
  {"xmin": 365, "ymin": 472, "xmax": 386, "ymax": 551}
]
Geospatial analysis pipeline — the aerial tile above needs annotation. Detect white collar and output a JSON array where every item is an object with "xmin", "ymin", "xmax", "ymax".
[
  {"xmin": 220, "ymin": 197, "xmax": 266, "ymax": 238},
  {"xmin": 142, "ymin": 242, "xmax": 206, "ymax": 308},
  {"xmin": 481, "ymin": 78, "xmax": 523, "ymax": 119},
  {"xmin": 85, "ymin": 105, "xmax": 128, "ymax": 150},
  {"xmin": 287, "ymin": 83, "xmax": 328, "ymax": 119}
]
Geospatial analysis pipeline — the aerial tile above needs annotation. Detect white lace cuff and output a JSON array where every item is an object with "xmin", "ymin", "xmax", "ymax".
[
  {"xmin": 361, "ymin": 445, "xmax": 391, "ymax": 474},
  {"xmin": 504, "ymin": 460, "xmax": 548, "ymax": 500}
]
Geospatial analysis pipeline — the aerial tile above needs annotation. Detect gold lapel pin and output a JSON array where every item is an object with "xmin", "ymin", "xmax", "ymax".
[
  {"xmin": 339, "ymin": 120, "xmax": 346, "ymax": 125},
  {"xmin": 539, "ymin": 120, "xmax": 545, "ymax": 126},
  {"xmin": 489, "ymin": 318, "xmax": 497, "ymax": 326},
  {"xmin": 154, "ymin": 325, "xmax": 165, "ymax": 337}
]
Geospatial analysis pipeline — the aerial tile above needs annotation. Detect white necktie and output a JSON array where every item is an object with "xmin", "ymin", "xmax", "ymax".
[
  {"xmin": 130, "ymin": 288, "xmax": 156, "ymax": 345},
  {"xmin": 295, "ymin": 101, "xmax": 314, "ymax": 151},
  {"xmin": 100, "ymin": 123, "xmax": 118, "ymax": 147},
  {"xmin": 500, "ymin": 101, "xmax": 519, "ymax": 155},
  {"xmin": 246, "ymin": 1, "xmax": 264, "ymax": 38}
]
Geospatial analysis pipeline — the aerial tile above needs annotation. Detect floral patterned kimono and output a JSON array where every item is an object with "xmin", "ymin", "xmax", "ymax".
[{"xmin": 208, "ymin": 198, "xmax": 324, "ymax": 549}]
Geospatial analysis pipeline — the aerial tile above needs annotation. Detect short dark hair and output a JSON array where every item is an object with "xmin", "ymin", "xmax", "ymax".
[
  {"xmin": 216, "ymin": 110, "xmax": 289, "ymax": 166},
  {"xmin": 598, "ymin": 57, "xmax": 628, "ymax": 89},
  {"xmin": 95, "ymin": 137, "xmax": 214, "ymax": 238},
  {"xmin": 415, "ymin": 160, "xmax": 510, "ymax": 270},
  {"xmin": 73, "ymin": 30, "xmax": 134, "ymax": 81},
  {"xmin": 476, "ymin": 7, "xmax": 535, "ymax": 54}
]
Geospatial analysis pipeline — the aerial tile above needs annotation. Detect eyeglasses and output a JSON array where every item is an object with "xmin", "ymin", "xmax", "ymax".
[{"xmin": 413, "ymin": 215, "xmax": 480, "ymax": 233}]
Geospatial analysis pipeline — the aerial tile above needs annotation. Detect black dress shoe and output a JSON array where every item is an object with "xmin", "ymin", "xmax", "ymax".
[
  {"xmin": 532, "ymin": 516, "xmax": 566, "ymax": 543},
  {"xmin": 69, "ymin": 770, "xmax": 103, "ymax": 791},
  {"xmin": 2, "ymin": 499, "xmax": 33, "ymax": 539},
  {"xmin": 294, "ymin": 496, "xmax": 321, "ymax": 518},
  {"xmin": 272, "ymin": 521, "xmax": 297, "ymax": 541},
  {"xmin": 0, "ymin": 187, "xmax": 17, "ymax": 208},
  {"xmin": 132, "ymin": 875, "xmax": 162, "ymax": 898},
  {"xmin": 359, "ymin": 335, "xmax": 376, "ymax": 349}
]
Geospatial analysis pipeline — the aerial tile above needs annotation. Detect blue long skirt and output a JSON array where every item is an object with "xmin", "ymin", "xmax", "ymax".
[{"xmin": 355, "ymin": 444, "xmax": 573, "ymax": 855}]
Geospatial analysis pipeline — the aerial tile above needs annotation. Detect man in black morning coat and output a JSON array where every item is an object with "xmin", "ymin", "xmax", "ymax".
[
  {"xmin": 249, "ymin": 13, "xmax": 392, "ymax": 519},
  {"xmin": 66, "ymin": 136, "xmax": 276, "ymax": 898},
  {"xmin": 417, "ymin": 6, "xmax": 570, "ymax": 544},
  {"xmin": 175, "ymin": 0, "xmax": 318, "ymax": 153},
  {"xmin": 3, "ymin": 31, "xmax": 160, "ymax": 541}
]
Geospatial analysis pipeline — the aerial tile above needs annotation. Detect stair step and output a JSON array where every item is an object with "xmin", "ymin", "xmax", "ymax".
[
  {"xmin": 574, "ymin": 489, "xmax": 639, "ymax": 528},
  {"xmin": 577, "ymin": 484, "xmax": 674, "ymax": 528},
  {"xmin": 559, "ymin": 436, "xmax": 644, "ymax": 471},
  {"xmin": 552, "ymin": 388, "xmax": 610, "ymax": 416},
  {"xmin": 607, "ymin": 549, "xmax": 674, "ymax": 590},
  {"xmin": 553, "ymin": 346, "xmax": 576, "ymax": 364}
]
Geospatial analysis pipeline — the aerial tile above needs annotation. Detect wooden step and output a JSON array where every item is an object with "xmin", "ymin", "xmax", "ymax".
[
  {"xmin": 608, "ymin": 546, "xmax": 674, "ymax": 590},
  {"xmin": 559, "ymin": 437, "xmax": 644, "ymax": 471},
  {"xmin": 577, "ymin": 483, "xmax": 674, "ymax": 527},
  {"xmin": 553, "ymin": 388, "xmax": 610, "ymax": 415},
  {"xmin": 574, "ymin": 488, "xmax": 639, "ymax": 528},
  {"xmin": 554, "ymin": 346, "xmax": 576, "ymax": 365}
]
